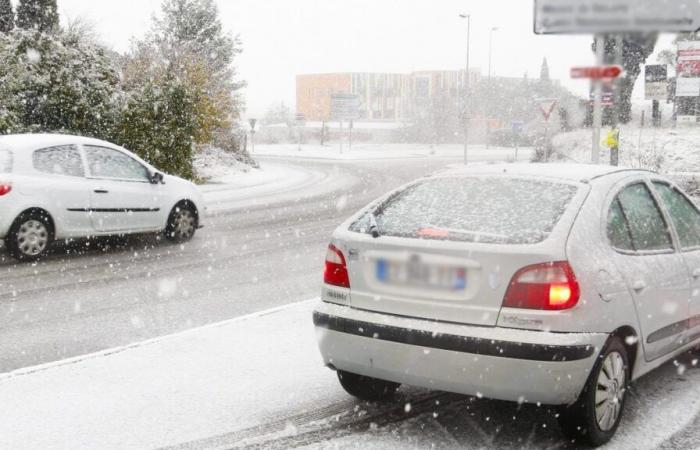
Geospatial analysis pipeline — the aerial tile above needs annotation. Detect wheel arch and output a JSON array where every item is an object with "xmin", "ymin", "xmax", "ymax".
[{"xmin": 608, "ymin": 325, "xmax": 640, "ymax": 378}]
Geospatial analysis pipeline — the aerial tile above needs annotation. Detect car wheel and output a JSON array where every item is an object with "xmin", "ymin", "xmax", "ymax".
[
  {"xmin": 337, "ymin": 370, "xmax": 400, "ymax": 401},
  {"xmin": 557, "ymin": 337, "xmax": 629, "ymax": 447},
  {"xmin": 165, "ymin": 203, "xmax": 197, "ymax": 243},
  {"xmin": 6, "ymin": 211, "xmax": 53, "ymax": 262}
]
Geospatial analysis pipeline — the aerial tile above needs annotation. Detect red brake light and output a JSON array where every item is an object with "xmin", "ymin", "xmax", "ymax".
[
  {"xmin": 0, "ymin": 183, "xmax": 11, "ymax": 196},
  {"xmin": 324, "ymin": 244, "xmax": 350, "ymax": 288},
  {"xmin": 502, "ymin": 261, "xmax": 580, "ymax": 311}
]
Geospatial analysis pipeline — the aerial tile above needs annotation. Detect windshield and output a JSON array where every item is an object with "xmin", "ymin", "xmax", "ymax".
[{"xmin": 351, "ymin": 177, "xmax": 578, "ymax": 244}]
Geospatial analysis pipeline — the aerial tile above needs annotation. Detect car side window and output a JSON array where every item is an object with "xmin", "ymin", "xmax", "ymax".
[
  {"xmin": 84, "ymin": 145, "xmax": 149, "ymax": 182},
  {"xmin": 32, "ymin": 145, "xmax": 84, "ymax": 177},
  {"xmin": 615, "ymin": 183, "xmax": 673, "ymax": 252},
  {"xmin": 653, "ymin": 182, "xmax": 700, "ymax": 250},
  {"xmin": 607, "ymin": 198, "xmax": 635, "ymax": 251}
]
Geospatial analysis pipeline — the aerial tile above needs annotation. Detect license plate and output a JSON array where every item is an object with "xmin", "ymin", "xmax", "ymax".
[{"xmin": 375, "ymin": 258, "xmax": 466, "ymax": 291}]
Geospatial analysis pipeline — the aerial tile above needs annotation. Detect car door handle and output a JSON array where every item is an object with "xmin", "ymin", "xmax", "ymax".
[
  {"xmin": 94, "ymin": 189, "xmax": 109, "ymax": 194},
  {"xmin": 632, "ymin": 280, "xmax": 647, "ymax": 292}
]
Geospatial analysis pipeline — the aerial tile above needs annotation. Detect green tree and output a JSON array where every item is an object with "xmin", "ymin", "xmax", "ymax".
[
  {"xmin": 118, "ymin": 76, "xmax": 199, "ymax": 179},
  {"xmin": 0, "ymin": 0, "xmax": 13, "ymax": 33},
  {"xmin": 16, "ymin": 0, "xmax": 59, "ymax": 33}
]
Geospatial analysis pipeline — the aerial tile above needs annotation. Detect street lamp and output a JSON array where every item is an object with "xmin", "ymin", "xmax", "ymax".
[
  {"xmin": 486, "ymin": 26, "xmax": 498, "ymax": 149},
  {"xmin": 488, "ymin": 27, "xmax": 499, "ymax": 79},
  {"xmin": 459, "ymin": 13, "xmax": 471, "ymax": 165}
]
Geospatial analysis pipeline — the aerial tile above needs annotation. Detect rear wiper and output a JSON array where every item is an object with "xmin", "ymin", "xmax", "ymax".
[{"xmin": 368, "ymin": 212, "xmax": 381, "ymax": 238}]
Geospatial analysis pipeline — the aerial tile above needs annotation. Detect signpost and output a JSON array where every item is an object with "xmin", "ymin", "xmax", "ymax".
[
  {"xmin": 571, "ymin": 64, "xmax": 622, "ymax": 163},
  {"xmin": 248, "ymin": 118, "xmax": 257, "ymax": 153},
  {"xmin": 331, "ymin": 94, "xmax": 360, "ymax": 154},
  {"xmin": 534, "ymin": 0, "xmax": 700, "ymax": 34},
  {"xmin": 511, "ymin": 120, "xmax": 525, "ymax": 160},
  {"xmin": 536, "ymin": 0, "xmax": 700, "ymax": 163},
  {"xmin": 538, "ymin": 99, "xmax": 558, "ymax": 161}
]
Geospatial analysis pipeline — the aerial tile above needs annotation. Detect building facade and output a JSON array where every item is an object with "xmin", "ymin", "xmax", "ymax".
[{"xmin": 296, "ymin": 70, "xmax": 481, "ymax": 122}]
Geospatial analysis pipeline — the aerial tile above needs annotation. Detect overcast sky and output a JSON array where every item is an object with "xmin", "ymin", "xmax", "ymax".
[{"xmin": 50, "ymin": 0, "xmax": 674, "ymax": 117}]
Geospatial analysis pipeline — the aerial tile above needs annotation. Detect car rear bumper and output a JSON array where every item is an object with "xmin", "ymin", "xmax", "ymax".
[{"xmin": 313, "ymin": 302, "xmax": 608, "ymax": 406}]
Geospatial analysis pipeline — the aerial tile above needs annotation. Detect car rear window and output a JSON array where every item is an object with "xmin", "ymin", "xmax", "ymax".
[
  {"xmin": 350, "ymin": 177, "xmax": 579, "ymax": 244},
  {"xmin": 0, "ymin": 149, "xmax": 11, "ymax": 172}
]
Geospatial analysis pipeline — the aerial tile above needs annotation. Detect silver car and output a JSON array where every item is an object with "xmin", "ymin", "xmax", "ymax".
[{"xmin": 313, "ymin": 163, "xmax": 700, "ymax": 446}]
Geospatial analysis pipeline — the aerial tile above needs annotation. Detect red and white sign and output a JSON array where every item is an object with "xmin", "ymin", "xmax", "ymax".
[
  {"xmin": 539, "ymin": 100, "xmax": 558, "ymax": 122},
  {"xmin": 678, "ymin": 41, "xmax": 700, "ymax": 78},
  {"xmin": 571, "ymin": 66, "xmax": 623, "ymax": 80}
]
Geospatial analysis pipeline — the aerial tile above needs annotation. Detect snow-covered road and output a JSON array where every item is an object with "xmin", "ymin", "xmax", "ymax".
[{"xmin": 1, "ymin": 300, "xmax": 699, "ymax": 449}]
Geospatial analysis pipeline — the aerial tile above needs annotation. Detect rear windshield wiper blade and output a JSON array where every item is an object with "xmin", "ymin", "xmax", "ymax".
[{"xmin": 368, "ymin": 212, "xmax": 381, "ymax": 238}]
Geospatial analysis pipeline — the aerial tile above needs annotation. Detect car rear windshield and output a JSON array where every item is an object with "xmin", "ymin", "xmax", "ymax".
[
  {"xmin": 0, "ymin": 149, "xmax": 11, "ymax": 173},
  {"xmin": 350, "ymin": 176, "xmax": 579, "ymax": 244}
]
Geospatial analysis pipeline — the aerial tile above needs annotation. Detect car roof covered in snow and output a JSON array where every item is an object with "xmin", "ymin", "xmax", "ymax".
[
  {"xmin": 0, "ymin": 134, "xmax": 119, "ymax": 152},
  {"xmin": 437, "ymin": 163, "xmax": 656, "ymax": 184}
]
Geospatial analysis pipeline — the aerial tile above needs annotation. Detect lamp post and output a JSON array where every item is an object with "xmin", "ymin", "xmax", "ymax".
[
  {"xmin": 459, "ymin": 13, "xmax": 471, "ymax": 165},
  {"xmin": 488, "ymin": 27, "xmax": 499, "ymax": 79},
  {"xmin": 486, "ymin": 27, "xmax": 498, "ymax": 149}
]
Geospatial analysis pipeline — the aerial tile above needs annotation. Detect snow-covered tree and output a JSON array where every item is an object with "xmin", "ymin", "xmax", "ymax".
[
  {"xmin": 263, "ymin": 102, "xmax": 293, "ymax": 125},
  {"xmin": 0, "ymin": 29, "xmax": 120, "ymax": 136},
  {"xmin": 16, "ymin": 0, "xmax": 58, "ymax": 33},
  {"xmin": 152, "ymin": 0, "xmax": 245, "ymax": 139},
  {"xmin": 0, "ymin": 0, "xmax": 13, "ymax": 33}
]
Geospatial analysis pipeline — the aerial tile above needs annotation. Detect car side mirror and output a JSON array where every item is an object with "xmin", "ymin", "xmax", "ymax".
[{"xmin": 150, "ymin": 172, "xmax": 165, "ymax": 185}]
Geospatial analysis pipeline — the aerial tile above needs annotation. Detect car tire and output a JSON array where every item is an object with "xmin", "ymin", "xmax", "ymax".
[
  {"xmin": 6, "ymin": 211, "xmax": 54, "ymax": 262},
  {"xmin": 164, "ymin": 203, "xmax": 197, "ymax": 243},
  {"xmin": 337, "ymin": 370, "xmax": 400, "ymax": 401},
  {"xmin": 557, "ymin": 337, "xmax": 629, "ymax": 447}
]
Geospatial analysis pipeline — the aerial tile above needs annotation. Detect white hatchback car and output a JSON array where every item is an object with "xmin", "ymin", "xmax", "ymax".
[
  {"xmin": 0, "ymin": 134, "xmax": 205, "ymax": 261},
  {"xmin": 314, "ymin": 163, "xmax": 700, "ymax": 446}
]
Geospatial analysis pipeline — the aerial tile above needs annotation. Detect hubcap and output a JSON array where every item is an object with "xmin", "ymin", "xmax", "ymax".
[
  {"xmin": 173, "ymin": 209, "xmax": 195, "ymax": 240},
  {"xmin": 17, "ymin": 220, "xmax": 49, "ymax": 256},
  {"xmin": 595, "ymin": 351, "xmax": 626, "ymax": 432}
]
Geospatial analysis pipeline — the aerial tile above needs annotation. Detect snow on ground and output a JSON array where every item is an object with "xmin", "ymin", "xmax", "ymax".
[
  {"xmin": 193, "ymin": 146, "xmax": 357, "ymax": 213},
  {"xmin": 0, "ymin": 300, "xmax": 698, "ymax": 450},
  {"xmin": 252, "ymin": 143, "xmax": 532, "ymax": 162},
  {"xmin": 550, "ymin": 126, "xmax": 700, "ymax": 173},
  {"xmin": 194, "ymin": 146, "xmax": 260, "ymax": 184}
]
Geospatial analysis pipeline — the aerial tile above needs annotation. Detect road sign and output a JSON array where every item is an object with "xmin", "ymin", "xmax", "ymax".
[
  {"xmin": 539, "ymin": 100, "xmax": 558, "ymax": 122},
  {"xmin": 645, "ymin": 65, "xmax": 668, "ymax": 101},
  {"xmin": 678, "ymin": 41, "xmax": 700, "ymax": 77},
  {"xmin": 570, "ymin": 65, "xmax": 622, "ymax": 79},
  {"xmin": 589, "ymin": 81, "xmax": 614, "ymax": 106},
  {"xmin": 330, "ymin": 94, "xmax": 361, "ymax": 120},
  {"xmin": 677, "ymin": 78, "xmax": 700, "ymax": 97},
  {"xmin": 534, "ymin": 0, "xmax": 700, "ymax": 34},
  {"xmin": 248, "ymin": 118, "xmax": 257, "ymax": 133},
  {"xmin": 511, "ymin": 121, "xmax": 525, "ymax": 133}
]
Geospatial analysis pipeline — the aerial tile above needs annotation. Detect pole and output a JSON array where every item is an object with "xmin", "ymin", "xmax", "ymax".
[
  {"xmin": 610, "ymin": 34, "xmax": 623, "ymax": 166},
  {"xmin": 486, "ymin": 27, "xmax": 498, "ymax": 150},
  {"xmin": 592, "ymin": 34, "xmax": 604, "ymax": 164},
  {"xmin": 652, "ymin": 100, "xmax": 661, "ymax": 127},
  {"xmin": 339, "ymin": 119, "xmax": 343, "ymax": 154},
  {"xmin": 463, "ymin": 15, "xmax": 471, "ymax": 165},
  {"xmin": 349, "ymin": 120, "xmax": 353, "ymax": 149}
]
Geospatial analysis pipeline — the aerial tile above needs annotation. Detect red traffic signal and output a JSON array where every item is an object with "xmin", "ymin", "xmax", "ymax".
[{"xmin": 570, "ymin": 66, "xmax": 623, "ymax": 79}]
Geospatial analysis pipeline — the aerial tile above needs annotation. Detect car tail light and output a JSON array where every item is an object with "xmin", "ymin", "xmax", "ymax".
[
  {"xmin": 0, "ymin": 183, "xmax": 11, "ymax": 196},
  {"xmin": 502, "ymin": 261, "xmax": 580, "ymax": 311},
  {"xmin": 324, "ymin": 244, "xmax": 350, "ymax": 288}
]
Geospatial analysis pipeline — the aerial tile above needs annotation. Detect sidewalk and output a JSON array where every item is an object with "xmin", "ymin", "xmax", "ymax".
[{"xmin": 0, "ymin": 300, "xmax": 339, "ymax": 450}]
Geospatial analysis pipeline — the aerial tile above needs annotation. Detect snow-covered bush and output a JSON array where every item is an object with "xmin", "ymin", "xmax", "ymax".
[{"xmin": 0, "ymin": 28, "xmax": 120, "ymax": 137}]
